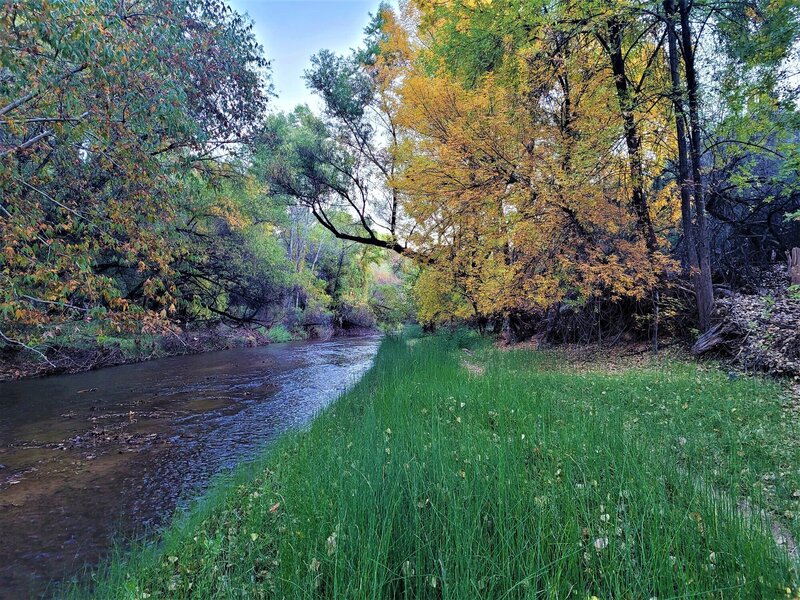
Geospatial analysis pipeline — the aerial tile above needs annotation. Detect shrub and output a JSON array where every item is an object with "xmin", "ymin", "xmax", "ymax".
[{"xmin": 267, "ymin": 325, "xmax": 293, "ymax": 343}]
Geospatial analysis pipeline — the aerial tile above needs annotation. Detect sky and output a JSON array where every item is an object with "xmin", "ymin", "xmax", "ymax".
[{"xmin": 227, "ymin": 0, "xmax": 380, "ymax": 113}]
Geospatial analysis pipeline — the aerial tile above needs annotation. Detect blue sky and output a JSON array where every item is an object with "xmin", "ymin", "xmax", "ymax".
[{"xmin": 227, "ymin": 0, "xmax": 380, "ymax": 113}]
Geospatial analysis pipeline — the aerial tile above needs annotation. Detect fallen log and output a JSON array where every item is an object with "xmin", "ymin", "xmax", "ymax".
[{"xmin": 692, "ymin": 320, "xmax": 744, "ymax": 356}]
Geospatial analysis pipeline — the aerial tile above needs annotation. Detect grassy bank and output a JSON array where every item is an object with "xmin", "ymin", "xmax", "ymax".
[{"xmin": 82, "ymin": 331, "xmax": 799, "ymax": 598}]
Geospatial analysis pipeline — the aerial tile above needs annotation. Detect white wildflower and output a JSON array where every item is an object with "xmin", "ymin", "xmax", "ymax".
[{"xmin": 594, "ymin": 537, "xmax": 608, "ymax": 550}]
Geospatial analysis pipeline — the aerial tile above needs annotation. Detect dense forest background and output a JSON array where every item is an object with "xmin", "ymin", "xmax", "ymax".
[
  {"xmin": 1, "ymin": 0, "xmax": 799, "ymax": 370},
  {"xmin": 0, "ymin": 0, "xmax": 415, "ymax": 371}
]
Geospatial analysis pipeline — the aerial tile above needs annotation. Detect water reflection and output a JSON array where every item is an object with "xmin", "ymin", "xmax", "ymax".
[{"xmin": 0, "ymin": 336, "xmax": 380, "ymax": 598}]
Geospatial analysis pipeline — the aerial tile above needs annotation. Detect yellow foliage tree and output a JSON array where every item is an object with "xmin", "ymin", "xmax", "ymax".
[{"xmin": 382, "ymin": 2, "xmax": 675, "ymax": 329}]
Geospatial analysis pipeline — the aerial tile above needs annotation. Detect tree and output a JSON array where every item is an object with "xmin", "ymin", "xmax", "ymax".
[
  {"xmin": 385, "ymin": 0, "xmax": 798, "ymax": 335},
  {"xmin": 660, "ymin": 0, "xmax": 798, "ymax": 328},
  {"xmin": 389, "ymin": 0, "xmax": 670, "ymax": 333},
  {"xmin": 0, "ymin": 0, "xmax": 270, "ymax": 347},
  {"xmin": 261, "ymin": 9, "xmax": 427, "ymax": 262}
]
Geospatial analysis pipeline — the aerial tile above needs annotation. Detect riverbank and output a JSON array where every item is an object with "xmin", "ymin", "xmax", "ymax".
[
  {"xmin": 79, "ymin": 331, "xmax": 799, "ymax": 598},
  {"xmin": 0, "ymin": 323, "xmax": 379, "ymax": 382}
]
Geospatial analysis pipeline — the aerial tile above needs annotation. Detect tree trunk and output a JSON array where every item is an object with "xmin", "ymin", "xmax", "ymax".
[
  {"xmin": 789, "ymin": 248, "xmax": 800, "ymax": 285},
  {"xmin": 678, "ymin": 0, "xmax": 714, "ymax": 331},
  {"xmin": 665, "ymin": 0, "xmax": 709, "ymax": 334},
  {"xmin": 605, "ymin": 17, "xmax": 658, "ymax": 253},
  {"xmin": 501, "ymin": 313, "xmax": 517, "ymax": 345}
]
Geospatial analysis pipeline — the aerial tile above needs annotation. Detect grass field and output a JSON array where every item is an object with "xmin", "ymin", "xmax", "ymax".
[{"xmin": 81, "ymin": 331, "xmax": 800, "ymax": 598}]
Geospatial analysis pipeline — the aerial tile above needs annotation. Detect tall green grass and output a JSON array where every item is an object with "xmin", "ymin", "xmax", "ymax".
[{"xmin": 82, "ymin": 331, "xmax": 799, "ymax": 599}]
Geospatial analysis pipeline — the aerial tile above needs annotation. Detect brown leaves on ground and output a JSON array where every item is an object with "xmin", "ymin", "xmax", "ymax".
[{"xmin": 498, "ymin": 338, "xmax": 690, "ymax": 374}]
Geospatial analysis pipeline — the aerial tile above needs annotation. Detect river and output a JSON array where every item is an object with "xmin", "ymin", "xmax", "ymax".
[{"xmin": 0, "ymin": 336, "xmax": 381, "ymax": 598}]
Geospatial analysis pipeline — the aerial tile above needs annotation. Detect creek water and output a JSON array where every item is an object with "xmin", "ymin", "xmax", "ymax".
[{"xmin": 0, "ymin": 336, "xmax": 381, "ymax": 598}]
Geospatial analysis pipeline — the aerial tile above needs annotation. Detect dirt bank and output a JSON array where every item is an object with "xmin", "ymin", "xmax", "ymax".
[{"xmin": 0, "ymin": 324, "xmax": 377, "ymax": 381}]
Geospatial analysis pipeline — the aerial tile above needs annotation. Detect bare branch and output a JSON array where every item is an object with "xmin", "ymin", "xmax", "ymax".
[
  {"xmin": 0, "ymin": 328, "xmax": 56, "ymax": 368},
  {"xmin": 0, "ymin": 130, "xmax": 53, "ymax": 157}
]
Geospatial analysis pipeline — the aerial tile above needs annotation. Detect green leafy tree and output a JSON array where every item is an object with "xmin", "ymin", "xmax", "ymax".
[{"xmin": 0, "ymin": 0, "xmax": 270, "ymax": 350}]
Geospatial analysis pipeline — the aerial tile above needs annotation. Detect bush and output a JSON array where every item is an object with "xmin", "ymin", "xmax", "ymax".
[
  {"xmin": 337, "ymin": 302, "xmax": 376, "ymax": 329},
  {"xmin": 266, "ymin": 325, "xmax": 293, "ymax": 343}
]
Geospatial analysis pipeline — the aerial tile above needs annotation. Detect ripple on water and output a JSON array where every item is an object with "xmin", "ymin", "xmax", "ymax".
[{"xmin": 0, "ymin": 335, "xmax": 381, "ymax": 599}]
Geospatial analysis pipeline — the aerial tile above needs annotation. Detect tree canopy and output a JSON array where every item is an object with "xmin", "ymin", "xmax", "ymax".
[
  {"xmin": 2, "ymin": 0, "xmax": 799, "ymax": 360},
  {"xmin": 276, "ymin": 0, "xmax": 799, "ymax": 339}
]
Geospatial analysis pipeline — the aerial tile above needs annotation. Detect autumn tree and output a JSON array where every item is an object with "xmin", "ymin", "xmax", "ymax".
[
  {"xmin": 389, "ymin": 0, "xmax": 673, "ymax": 336},
  {"xmin": 385, "ymin": 0, "xmax": 799, "ymax": 336},
  {"xmin": 0, "ymin": 0, "xmax": 270, "ymax": 349}
]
